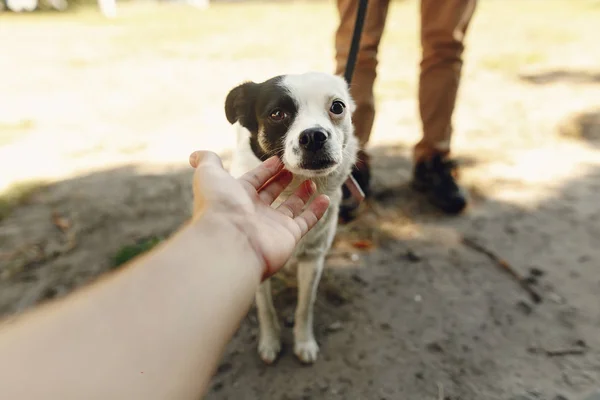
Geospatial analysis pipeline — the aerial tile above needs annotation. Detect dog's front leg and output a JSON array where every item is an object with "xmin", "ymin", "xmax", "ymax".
[
  {"xmin": 255, "ymin": 279, "xmax": 281, "ymax": 364},
  {"xmin": 294, "ymin": 254, "xmax": 325, "ymax": 364}
]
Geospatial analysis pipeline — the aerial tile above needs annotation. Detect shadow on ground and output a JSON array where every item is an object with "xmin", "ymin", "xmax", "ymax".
[
  {"xmin": 559, "ymin": 108, "xmax": 600, "ymax": 148},
  {"xmin": 519, "ymin": 69, "xmax": 600, "ymax": 85},
  {"xmin": 0, "ymin": 162, "xmax": 197, "ymax": 316},
  {"xmin": 0, "ymin": 137, "xmax": 599, "ymax": 399}
]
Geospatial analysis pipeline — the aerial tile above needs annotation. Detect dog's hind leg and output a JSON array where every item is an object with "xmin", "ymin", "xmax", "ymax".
[
  {"xmin": 293, "ymin": 254, "xmax": 325, "ymax": 364},
  {"xmin": 255, "ymin": 279, "xmax": 281, "ymax": 364}
]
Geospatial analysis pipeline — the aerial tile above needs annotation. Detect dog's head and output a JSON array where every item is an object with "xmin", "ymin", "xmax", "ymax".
[{"xmin": 225, "ymin": 72, "xmax": 356, "ymax": 178}]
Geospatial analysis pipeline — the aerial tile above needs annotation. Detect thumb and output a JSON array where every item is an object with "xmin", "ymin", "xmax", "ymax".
[{"xmin": 189, "ymin": 151, "xmax": 224, "ymax": 169}]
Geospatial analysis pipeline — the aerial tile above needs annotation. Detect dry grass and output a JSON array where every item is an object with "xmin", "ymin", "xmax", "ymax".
[{"xmin": 0, "ymin": 119, "xmax": 35, "ymax": 146}]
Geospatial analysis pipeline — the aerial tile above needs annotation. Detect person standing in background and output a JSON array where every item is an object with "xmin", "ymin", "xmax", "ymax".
[{"xmin": 335, "ymin": 0, "xmax": 477, "ymax": 218}]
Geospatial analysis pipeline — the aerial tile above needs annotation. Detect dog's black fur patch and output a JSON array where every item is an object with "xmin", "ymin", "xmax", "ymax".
[{"xmin": 225, "ymin": 76, "xmax": 298, "ymax": 161}]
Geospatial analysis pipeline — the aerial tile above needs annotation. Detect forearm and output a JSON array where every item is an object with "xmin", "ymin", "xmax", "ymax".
[{"xmin": 0, "ymin": 213, "xmax": 263, "ymax": 400}]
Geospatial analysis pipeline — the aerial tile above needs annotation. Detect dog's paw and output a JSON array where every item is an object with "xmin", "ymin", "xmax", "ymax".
[
  {"xmin": 294, "ymin": 339, "xmax": 319, "ymax": 364},
  {"xmin": 258, "ymin": 337, "xmax": 281, "ymax": 365}
]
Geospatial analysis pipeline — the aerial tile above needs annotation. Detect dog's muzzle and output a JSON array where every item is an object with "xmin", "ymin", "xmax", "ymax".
[{"xmin": 298, "ymin": 128, "xmax": 336, "ymax": 170}]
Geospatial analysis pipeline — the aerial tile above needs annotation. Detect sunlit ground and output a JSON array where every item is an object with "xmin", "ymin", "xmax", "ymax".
[{"xmin": 1, "ymin": 0, "xmax": 599, "ymax": 203}]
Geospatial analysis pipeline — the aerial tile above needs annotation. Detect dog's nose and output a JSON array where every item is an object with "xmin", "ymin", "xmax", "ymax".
[{"xmin": 299, "ymin": 129, "xmax": 328, "ymax": 152}]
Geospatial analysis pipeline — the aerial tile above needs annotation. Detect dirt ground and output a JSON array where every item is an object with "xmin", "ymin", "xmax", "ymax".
[{"xmin": 1, "ymin": 1, "xmax": 600, "ymax": 399}]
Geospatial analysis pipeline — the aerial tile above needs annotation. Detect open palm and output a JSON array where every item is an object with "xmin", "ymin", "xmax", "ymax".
[{"xmin": 189, "ymin": 151, "xmax": 330, "ymax": 279}]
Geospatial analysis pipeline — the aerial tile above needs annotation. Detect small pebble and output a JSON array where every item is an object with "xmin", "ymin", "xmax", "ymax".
[
  {"xmin": 523, "ymin": 276, "xmax": 538, "ymax": 285},
  {"xmin": 526, "ymin": 389, "xmax": 543, "ymax": 398},
  {"xmin": 327, "ymin": 321, "xmax": 343, "ymax": 333},
  {"xmin": 516, "ymin": 300, "xmax": 533, "ymax": 315},
  {"xmin": 351, "ymin": 273, "xmax": 368, "ymax": 287},
  {"xmin": 405, "ymin": 250, "xmax": 421, "ymax": 262},
  {"xmin": 414, "ymin": 294, "xmax": 422, "ymax": 302},
  {"xmin": 212, "ymin": 382, "xmax": 224, "ymax": 392},
  {"xmin": 578, "ymin": 255, "xmax": 591, "ymax": 263},
  {"xmin": 548, "ymin": 292, "xmax": 565, "ymax": 304},
  {"xmin": 380, "ymin": 322, "xmax": 392, "ymax": 331},
  {"xmin": 529, "ymin": 267, "xmax": 545, "ymax": 277},
  {"xmin": 426, "ymin": 341, "xmax": 444, "ymax": 353},
  {"xmin": 216, "ymin": 362, "xmax": 232, "ymax": 375},
  {"xmin": 350, "ymin": 253, "xmax": 360, "ymax": 262}
]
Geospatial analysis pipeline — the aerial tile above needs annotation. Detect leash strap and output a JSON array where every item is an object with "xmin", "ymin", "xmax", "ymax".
[
  {"xmin": 343, "ymin": 0, "xmax": 369, "ymax": 84},
  {"xmin": 343, "ymin": 0, "xmax": 368, "ymax": 204}
]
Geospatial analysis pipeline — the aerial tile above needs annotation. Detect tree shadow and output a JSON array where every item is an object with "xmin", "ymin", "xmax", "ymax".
[
  {"xmin": 519, "ymin": 69, "xmax": 600, "ymax": 85},
  {"xmin": 559, "ymin": 108, "xmax": 600, "ymax": 148},
  {"xmin": 210, "ymin": 143, "xmax": 600, "ymax": 399},
  {"xmin": 0, "ymin": 163, "xmax": 196, "ymax": 316},
  {"xmin": 0, "ymin": 140, "xmax": 599, "ymax": 399}
]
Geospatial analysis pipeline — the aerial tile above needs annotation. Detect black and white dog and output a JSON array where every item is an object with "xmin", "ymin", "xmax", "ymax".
[{"xmin": 225, "ymin": 72, "xmax": 358, "ymax": 364}]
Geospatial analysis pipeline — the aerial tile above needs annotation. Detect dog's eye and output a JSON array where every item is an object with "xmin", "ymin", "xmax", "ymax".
[
  {"xmin": 330, "ymin": 101, "xmax": 345, "ymax": 115},
  {"xmin": 269, "ymin": 109, "xmax": 287, "ymax": 121}
]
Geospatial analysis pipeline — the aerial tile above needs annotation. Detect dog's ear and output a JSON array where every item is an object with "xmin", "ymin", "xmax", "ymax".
[{"xmin": 224, "ymin": 81, "xmax": 259, "ymax": 132}]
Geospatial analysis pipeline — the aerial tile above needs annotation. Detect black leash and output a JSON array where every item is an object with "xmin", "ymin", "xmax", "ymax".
[
  {"xmin": 342, "ymin": 0, "xmax": 368, "ymax": 204},
  {"xmin": 344, "ymin": 0, "xmax": 369, "ymax": 84}
]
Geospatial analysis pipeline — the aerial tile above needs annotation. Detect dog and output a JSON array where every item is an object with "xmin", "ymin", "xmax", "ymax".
[{"xmin": 225, "ymin": 72, "xmax": 358, "ymax": 364}]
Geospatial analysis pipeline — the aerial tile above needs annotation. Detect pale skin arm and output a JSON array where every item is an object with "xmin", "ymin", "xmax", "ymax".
[{"xmin": 0, "ymin": 152, "xmax": 330, "ymax": 400}]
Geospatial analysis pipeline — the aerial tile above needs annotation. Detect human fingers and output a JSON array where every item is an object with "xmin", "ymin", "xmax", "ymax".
[
  {"xmin": 238, "ymin": 156, "xmax": 284, "ymax": 191},
  {"xmin": 293, "ymin": 195, "xmax": 330, "ymax": 237},
  {"xmin": 257, "ymin": 169, "xmax": 293, "ymax": 205},
  {"xmin": 275, "ymin": 180, "xmax": 316, "ymax": 219}
]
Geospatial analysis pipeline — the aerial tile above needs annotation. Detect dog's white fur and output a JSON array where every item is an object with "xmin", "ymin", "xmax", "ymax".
[{"xmin": 228, "ymin": 72, "xmax": 358, "ymax": 364}]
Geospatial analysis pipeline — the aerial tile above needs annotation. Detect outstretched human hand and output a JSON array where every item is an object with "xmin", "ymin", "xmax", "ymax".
[{"xmin": 189, "ymin": 151, "xmax": 330, "ymax": 279}]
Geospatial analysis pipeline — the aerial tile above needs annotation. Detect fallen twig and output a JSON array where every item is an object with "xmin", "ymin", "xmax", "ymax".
[
  {"xmin": 528, "ymin": 346, "xmax": 587, "ymax": 357},
  {"xmin": 545, "ymin": 348, "xmax": 587, "ymax": 357},
  {"xmin": 461, "ymin": 236, "xmax": 542, "ymax": 304},
  {"xmin": 437, "ymin": 382, "xmax": 444, "ymax": 400}
]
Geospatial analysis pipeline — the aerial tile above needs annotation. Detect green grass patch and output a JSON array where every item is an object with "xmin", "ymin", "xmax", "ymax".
[
  {"xmin": 111, "ymin": 236, "xmax": 163, "ymax": 269},
  {"xmin": 0, "ymin": 181, "xmax": 46, "ymax": 221},
  {"xmin": 0, "ymin": 120, "xmax": 35, "ymax": 147}
]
